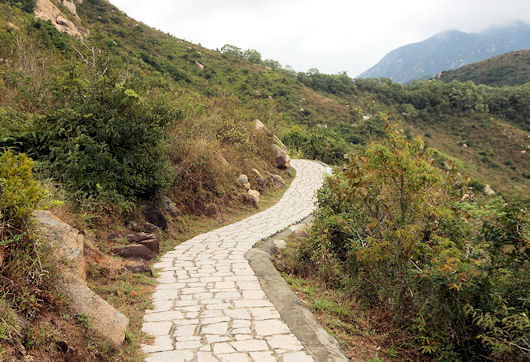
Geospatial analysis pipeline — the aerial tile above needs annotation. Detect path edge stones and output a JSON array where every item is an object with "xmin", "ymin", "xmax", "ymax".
[{"xmin": 246, "ymin": 217, "xmax": 349, "ymax": 362}]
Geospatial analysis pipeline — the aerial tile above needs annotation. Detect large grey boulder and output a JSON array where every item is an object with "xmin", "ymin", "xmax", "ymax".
[
  {"xmin": 272, "ymin": 144, "xmax": 291, "ymax": 169},
  {"xmin": 33, "ymin": 211, "xmax": 129, "ymax": 346}
]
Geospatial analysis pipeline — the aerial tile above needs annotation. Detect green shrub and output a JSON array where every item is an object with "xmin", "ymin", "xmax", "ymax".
[
  {"xmin": 286, "ymin": 126, "xmax": 529, "ymax": 359},
  {"xmin": 0, "ymin": 150, "xmax": 52, "ymax": 326},
  {"xmin": 35, "ymin": 76, "xmax": 174, "ymax": 204},
  {"xmin": 0, "ymin": 150, "xmax": 42, "ymax": 236},
  {"xmin": 2, "ymin": 0, "xmax": 36, "ymax": 13},
  {"xmin": 282, "ymin": 126, "xmax": 349, "ymax": 165}
]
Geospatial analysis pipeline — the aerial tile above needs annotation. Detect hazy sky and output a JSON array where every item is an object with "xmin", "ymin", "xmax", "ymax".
[{"xmin": 108, "ymin": 0, "xmax": 530, "ymax": 76}]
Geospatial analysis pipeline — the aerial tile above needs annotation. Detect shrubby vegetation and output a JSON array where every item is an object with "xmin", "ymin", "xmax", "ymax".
[
  {"xmin": 279, "ymin": 126, "xmax": 529, "ymax": 359},
  {"xmin": 354, "ymin": 78, "xmax": 530, "ymax": 131},
  {"xmin": 1, "ymin": 0, "xmax": 35, "ymax": 13},
  {"xmin": 0, "ymin": 150, "xmax": 53, "ymax": 345},
  {"xmin": 34, "ymin": 75, "xmax": 175, "ymax": 204}
]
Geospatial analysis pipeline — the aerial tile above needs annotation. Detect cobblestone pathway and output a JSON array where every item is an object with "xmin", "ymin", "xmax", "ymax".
[{"xmin": 142, "ymin": 160, "xmax": 328, "ymax": 362}]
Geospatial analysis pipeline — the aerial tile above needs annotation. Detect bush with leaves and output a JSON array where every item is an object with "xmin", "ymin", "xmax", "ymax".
[
  {"xmin": 0, "ymin": 150, "xmax": 54, "ymax": 342},
  {"xmin": 284, "ymin": 125, "xmax": 529, "ymax": 359},
  {"xmin": 282, "ymin": 126, "xmax": 349, "ymax": 165},
  {"xmin": 34, "ymin": 76, "xmax": 175, "ymax": 206}
]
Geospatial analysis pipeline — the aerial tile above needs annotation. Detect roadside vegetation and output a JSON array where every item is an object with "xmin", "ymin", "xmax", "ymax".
[
  {"xmin": 0, "ymin": 0, "xmax": 528, "ymax": 360},
  {"xmin": 277, "ymin": 126, "xmax": 529, "ymax": 360}
]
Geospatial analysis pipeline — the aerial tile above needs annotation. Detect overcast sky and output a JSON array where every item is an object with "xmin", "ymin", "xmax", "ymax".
[{"xmin": 108, "ymin": 0, "xmax": 530, "ymax": 77}]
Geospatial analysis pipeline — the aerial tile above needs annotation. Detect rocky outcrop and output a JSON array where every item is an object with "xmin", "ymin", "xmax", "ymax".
[
  {"xmin": 272, "ymin": 144, "xmax": 291, "ymax": 169},
  {"xmin": 33, "ymin": 211, "xmax": 129, "ymax": 347},
  {"xmin": 34, "ymin": 0, "xmax": 88, "ymax": 38},
  {"xmin": 252, "ymin": 119, "xmax": 291, "ymax": 169}
]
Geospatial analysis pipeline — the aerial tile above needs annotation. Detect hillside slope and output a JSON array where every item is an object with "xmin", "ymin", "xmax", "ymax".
[
  {"xmin": 0, "ymin": 0, "xmax": 528, "ymax": 199},
  {"xmin": 437, "ymin": 49, "xmax": 530, "ymax": 86},
  {"xmin": 359, "ymin": 22, "xmax": 530, "ymax": 83},
  {"xmin": 0, "ymin": 0, "xmax": 529, "ymax": 360}
]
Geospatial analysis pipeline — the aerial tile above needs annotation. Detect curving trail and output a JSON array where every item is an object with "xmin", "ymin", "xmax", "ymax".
[{"xmin": 142, "ymin": 160, "xmax": 328, "ymax": 362}]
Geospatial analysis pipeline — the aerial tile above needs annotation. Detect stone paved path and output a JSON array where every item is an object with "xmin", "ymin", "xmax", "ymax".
[{"xmin": 142, "ymin": 160, "xmax": 328, "ymax": 362}]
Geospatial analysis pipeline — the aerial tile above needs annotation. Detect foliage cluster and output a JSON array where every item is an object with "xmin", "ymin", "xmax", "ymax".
[
  {"xmin": 281, "ymin": 126, "xmax": 529, "ymax": 359},
  {"xmin": 33, "ymin": 75, "xmax": 175, "ymax": 206},
  {"xmin": 1, "ymin": 0, "xmax": 35, "ymax": 13},
  {"xmin": 0, "ymin": 150, "xmax": 54, "ymax": 346},
  {"xmin": 354, "ymin": 78, "xmax": 529, "ymax": 131}
]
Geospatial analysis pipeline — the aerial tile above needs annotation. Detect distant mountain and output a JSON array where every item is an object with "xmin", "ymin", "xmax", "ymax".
[
  {"xmin": 436, "ymin": 50, "xmax": 530, "ymax": 86},
  {"xmin": 359, "ymin": 22, "xmax": 530, "ymax": 83}
]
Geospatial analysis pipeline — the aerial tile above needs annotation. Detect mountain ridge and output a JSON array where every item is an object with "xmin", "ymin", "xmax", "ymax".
[
  {"xmin": 359, "ymin": 22, "xmax": 530, "ymax": 83},
  {"xmin": 436, "ymin": 49, "xmax": 530, "ymax": 86}
]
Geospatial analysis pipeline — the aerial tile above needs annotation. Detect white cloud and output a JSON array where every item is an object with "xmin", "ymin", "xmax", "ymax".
[{"xmin": 108, "ymin": 0, "xmax": 530, "ymax": 76}]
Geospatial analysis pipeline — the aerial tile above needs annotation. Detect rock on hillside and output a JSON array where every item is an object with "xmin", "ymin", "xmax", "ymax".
[
  {"xmin": 34, "ymin": 0, "xmax": 88, "ymax": 37},
  {"xmin": 33, "ymin": 211, "xmax": 128, "ymax": 346}
]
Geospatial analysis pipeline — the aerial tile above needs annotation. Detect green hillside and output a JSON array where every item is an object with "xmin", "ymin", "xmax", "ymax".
[
  {"xmin": 0, "ymin": 0, "xmax": 529, "ymax": 360},
  {"xmin": 437, "ymin": 49, "xmax": 530, "ymax": 86}
]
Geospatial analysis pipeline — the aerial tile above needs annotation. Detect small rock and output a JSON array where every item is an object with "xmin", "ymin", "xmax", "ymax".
[
  {"xmin": 142, "ymin": 222, "xmax": 160, "ymax": 233},
  {"xmin": 254, "ymin": 119, "xmax": 266, "ymax": 131},
  {"xmin": 241, "ymin": 194, "xmax": 258, "ymax": 208},
  {"xmin": 161, "ymin": 196, "xmax": 180, "ymax": 217},
  {"xmin": 243, "ymin": 182, "xmax": 251, "ymax": 190},
  {"xmin": 139, "ymin": 238, "xmax": 160, "ymax": 254},
  {"xmin": 205, "ymin": 204, "xmax": 220, "ymax": 217},
  {"xmin": 114, "ymin": 244, "xmax": 156, "ymax": 260},
  {"xmin": 195, "ymin": 60, "xmax": 205, "ymax": 71},
  {"xmin": 271, "ymin": 174, "xmax": 286, "ymax": 188},
  {"xmin": 219, "ymin": 156, "xmax": 230, "ymax": 167},
  {"xmin": 126, "ymin": 232, "xmax": 155, "ymax": 243},
  {"xmin": 484, "ymin": 184, "xmax": 496, "ymax": 196},
  {"xmin": 143, "ymin": 205, "xmax": 167, "ymax": 231},
  {"xmin": 293, "ymin": 227, "xmax": 309, "ymax": 238},
  {"xmin": 237, "ymin": 174, "xmax": 249, "ymax": 185},
  {"xmin": 273, "ymin": 240, "xmax": 287, "ymax": 250},
  {"xmin": 123, "ymin": 261, "xmax": 152, "ymax": 275},
  {"xmin": 55, "ymin": 15, "xmax": 69, "ymax": 27},
  {"xmin": 248, "ymin": 189, "xmax": 260, "ymax": 205},
  {"xmin": 107, "ymin": 232, "xmax": 120, "ymax": 242}
]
